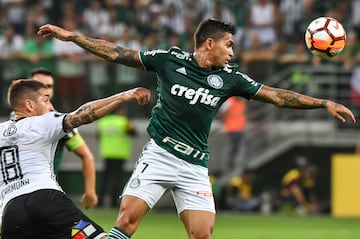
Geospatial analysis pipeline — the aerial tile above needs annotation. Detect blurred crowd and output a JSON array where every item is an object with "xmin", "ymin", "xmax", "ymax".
[{"xmin": 1, "ymin": 0, "xmax": 360, "ymax": 115}]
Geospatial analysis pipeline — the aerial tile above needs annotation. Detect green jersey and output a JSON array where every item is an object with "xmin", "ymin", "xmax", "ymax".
[
  {"xmin": 139, "ymin": 47, "xmax": 263, "ymax": 167},
  {"xmin": 53, "ymin": 129, "xmax": 85, "ymax": 175}
]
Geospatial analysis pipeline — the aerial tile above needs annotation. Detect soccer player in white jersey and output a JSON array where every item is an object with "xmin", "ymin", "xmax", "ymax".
[
  {"xmin": 38, "ymin": 19, "xmax": 356, "ymax": 239},
  {"xmin": 0, "ymin": 79, "xmax": 150, "ymax": 239}
]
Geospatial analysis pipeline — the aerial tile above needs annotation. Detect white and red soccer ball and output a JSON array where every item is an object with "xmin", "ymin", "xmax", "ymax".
[{"xmin": 305, "ymin": 16, "xmax": 347, "ymax": 58}]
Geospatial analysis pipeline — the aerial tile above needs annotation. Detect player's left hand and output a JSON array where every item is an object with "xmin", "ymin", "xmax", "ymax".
[
  {"xmin": 325, "ymin": 100, "xmax": 356, "ymax": 123},
  {"xmin": 121, "ymin": 87, "xmax": 151, "ymax": 105},
  {"xmin": 81, "ymin": 192, "xmax": 98, "ymax": 209}
]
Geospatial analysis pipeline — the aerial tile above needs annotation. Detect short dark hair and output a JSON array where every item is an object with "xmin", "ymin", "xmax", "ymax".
[
  {"xmin": 8, "ymin": 79, "xmax": 46, "ymax": 109},
  {"xmin": 194, "ymin": 18, "xmax": 235, "ymax": 49},
  {"xmin": 30, "ymin": 68, "xmax": 54, "ymax": 78}
]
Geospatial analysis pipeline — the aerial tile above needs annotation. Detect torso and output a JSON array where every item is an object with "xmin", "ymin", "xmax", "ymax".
[
  {"xmin": 139, "ymin": 47, "xmax": 262, "ymax": 167},
  {"xmin": 0, "ymin": 113, "xmax": 67, "ymax": 208}
]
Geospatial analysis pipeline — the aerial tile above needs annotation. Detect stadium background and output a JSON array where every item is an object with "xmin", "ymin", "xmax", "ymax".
[{"xmin": 1, "ymin": 1, "xmax": 360, "ymax": 236}]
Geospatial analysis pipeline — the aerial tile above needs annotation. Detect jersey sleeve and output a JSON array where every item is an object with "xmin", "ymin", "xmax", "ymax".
[
  {"xmin": 139, "ymin": 48, "xmax": 170, "ymax": 72},
  {"xmin": 232, "ymin": 71, "xmax": 263, "ymax": 99}
]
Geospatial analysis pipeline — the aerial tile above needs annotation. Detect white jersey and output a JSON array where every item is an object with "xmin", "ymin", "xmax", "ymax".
[{"xmin": 0, "ymin": 112, "xmax": 67, "ymax": 211}]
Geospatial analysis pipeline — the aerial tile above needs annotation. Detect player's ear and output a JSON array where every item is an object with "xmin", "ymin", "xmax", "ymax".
[
  {"xmin": 24, "ymin": 98, "xmax": 35, "ymax": 115},
  {"xmin": 205, "ymin": 38, "xmax": 214, "ymax": 50}
]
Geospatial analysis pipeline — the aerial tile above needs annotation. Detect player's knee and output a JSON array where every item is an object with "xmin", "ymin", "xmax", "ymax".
[
  {"xmin": 190, "ymin": 224, "xmax": 214, "ymax": 239},
  {"xmin": 115, "ymin": 212, "xmax": 139, "ymax": 235},
  {"xmin": 190, "ymin": 228, "xmax": 213, "ymax": 239},
  {"xmin": 115, "ymin": 196, "xmax": 149, "ymax": 235}
]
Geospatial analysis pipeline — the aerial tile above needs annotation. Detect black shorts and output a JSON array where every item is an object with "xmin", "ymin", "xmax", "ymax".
[{"xmin": 1, "ymin": 189, "xmax": 106, "ymax": 239}]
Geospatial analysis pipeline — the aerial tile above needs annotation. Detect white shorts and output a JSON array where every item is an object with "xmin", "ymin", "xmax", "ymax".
[{"xmin": 122, "ymin": 139, "xmax": 215, "ymax": 215}]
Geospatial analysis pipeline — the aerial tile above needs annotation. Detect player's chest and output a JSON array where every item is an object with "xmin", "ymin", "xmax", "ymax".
[{"xmin": 162, "ymin": 62, "xmax": 231, "ymax": 96}]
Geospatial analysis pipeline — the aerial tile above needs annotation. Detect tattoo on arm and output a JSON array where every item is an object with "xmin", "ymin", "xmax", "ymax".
[
  {"xmin": 73, "ymin": 35, "xmax": 142, "ymax": 68},
  {"xmin": 65, "ymin": 105, "xmax": 98, "ymax": 130},
  {"xmin": 275, "ymin": 89, "xmax": 302, "ymax": 107},
  {"xmin": 274, "ymin": 89, "xmax": 322, "ymax": 108},
  {"xmin": 74, "ymin": 36, "xmax": 118, "ymax": 62},
  {"xmin": 114, "ymin": 46, "xmax": 142, "ymax": 68}
]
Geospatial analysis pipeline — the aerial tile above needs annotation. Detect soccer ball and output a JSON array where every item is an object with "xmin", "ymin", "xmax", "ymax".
[{"xmin": 305, "ymin": 17, "xmax": 346, "ymax": 58}]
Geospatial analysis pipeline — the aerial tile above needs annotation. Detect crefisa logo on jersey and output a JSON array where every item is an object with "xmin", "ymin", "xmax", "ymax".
[
  {"xmin": 207, "ymin": 75, "xmax": 223, "ymax": 89},
  {"xmin": 3, "ymin": 124, "xmax": 17, "ymax": 136}
]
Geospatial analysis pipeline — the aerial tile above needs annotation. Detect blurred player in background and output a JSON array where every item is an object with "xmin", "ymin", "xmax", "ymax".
[
  {"xmin": 97, "ymin": 105, "xmax": 137, "ymax": 208},
  {"xmin": 30, "ymin": 68, "xmax": 98, "ymax": 209},
  {"xmin": 38, "ymin": 18, "xmax": 356, "ymax": 239},
  {"xmin": 281, "ymin": 156, "xmax": 319, "ymax": 215},
  {"xmin": 224, "ymin": 169, "xmax": 260, "ymax": 212},
  {"xmin": 0, "ymin": 79, "xmax": 150, "ymax": 238},
  {"xmin": 218, "ymin": 96, "xmax": 247, "ymax": 170}
]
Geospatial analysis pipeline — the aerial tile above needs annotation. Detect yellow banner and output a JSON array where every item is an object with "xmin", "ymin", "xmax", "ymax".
[{"xmin": 332, "ymin": 154, "xmax": 360, "ymax": 217}]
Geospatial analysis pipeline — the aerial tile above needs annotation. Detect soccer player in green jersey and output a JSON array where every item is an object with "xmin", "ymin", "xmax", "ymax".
[
  {"xmin": 38, "ymin": 19, "xmax": 356, "ymax": 239},
  {"xmin": 30, "ymin": 68, "xmax": 98, "ymax": 209}
]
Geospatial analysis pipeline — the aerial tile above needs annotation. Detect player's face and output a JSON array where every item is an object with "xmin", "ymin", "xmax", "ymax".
[
  {"xmin": 211, "ymin": 33, "xmax": 234, "ymax": 68},
  {"xmin": 31, "ymin": 88, "xmax": 54, "ymax": 116},
  {"xmin": 32, "ymin": 74, "xmax": 55, "ymax": 99}
]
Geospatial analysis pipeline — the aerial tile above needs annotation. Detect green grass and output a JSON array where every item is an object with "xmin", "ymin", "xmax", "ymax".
[{"xmin": 84, "ymin": 208, "xmax": 360, "ymax": 239}]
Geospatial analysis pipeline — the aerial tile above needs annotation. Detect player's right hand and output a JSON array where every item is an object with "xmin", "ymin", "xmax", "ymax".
[
  {"xmin": 37, "ymin": 24, "xmax": 74, "ymax": 41},
  {"xmin": 325, "ymin": 100, "xmax": 356, "ymax": 123},
  {"xmin": 81, "ymin": 192, "xmax": 98, "ymax": 209}
]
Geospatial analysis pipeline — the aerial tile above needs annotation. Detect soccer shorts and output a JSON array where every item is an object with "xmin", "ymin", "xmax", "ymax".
[
  {"xmin": 122, "ymin": 139, "xmax": 216, "ymax": 215},
  {"xmin": 1, "ymin": 189, "xmax": 106, "ymax": 239}
]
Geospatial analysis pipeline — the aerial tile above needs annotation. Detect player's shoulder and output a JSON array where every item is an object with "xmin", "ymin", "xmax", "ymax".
[
  {"xmin": 29, "ymin": 112, "xmax": 66, "ymax": 129},
  {"xmin": 230, "ymin": 176, "xmax": 243, "ymax": 187},
  {"xmin": 37, "ymin": 112, "xmax": 66, "ymax": 121},
  {"xmin": 284, "ymin": 168, "xmax": 300, "ymax": 179},
  {"xmin": 218, "ymin": 64, "xmax": 251, "ymax": 83},
  {"xmin": 142, "ymin": 46, "xmax": 188, "ymax": 56},
  {"xmin": 142, "ymin": 48, "xmax": 169, "ymax": 56},
  {"xmin": 220, "ymin": 63, "xmax": 241, "ymax": 75},
  {"xmin": 0, "ymin": 120, "xmax": 12, "ymax": 131},
  {"xmin": 168, "ymin": 46, "xmax": 187, "ymax": 54},
  {"xmin": 169, "ymin": 47, "xmax": 192, "ymax": 63},
  {"xmin": 225, "ymin": 67, "xmax": 260, "ymax": 87}
]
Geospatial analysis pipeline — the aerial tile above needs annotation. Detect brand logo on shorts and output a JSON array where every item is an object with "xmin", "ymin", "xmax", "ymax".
[
  {"xmin": 129, "ymin": 178, "xmax": 141, "ymax": 188},
  {"xmin": 196, "ymin": 191, "xmax": 213, "ymax": 197},
  {"xmin": 207, "ymin": 75, "xmax": 223, "ymax": 89}
]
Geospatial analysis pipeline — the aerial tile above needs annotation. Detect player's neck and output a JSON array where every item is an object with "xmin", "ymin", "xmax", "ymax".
[
  {"xmin": 193, "ymin": 50, "xmax": 212, "ymax": 69},
  {"xmin": 13, "ymin": 110, "xmax": 32, "ymax": 120}
]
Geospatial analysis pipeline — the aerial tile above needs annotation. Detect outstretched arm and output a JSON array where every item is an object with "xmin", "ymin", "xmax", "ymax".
[
  {"xmin": 73, "ymin": 143, "xmax": 98, "ymax": 209},
  {"xmin": 253, "ymin": 85, "xmax": 356, "ymax": 123},
  {"xmin": 64, "ymin": 87, "xmax": 151, "ymax": 131},
  {"xmin": 37, "ymin": 24, "xmax": 143, "ymax": 69}
]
